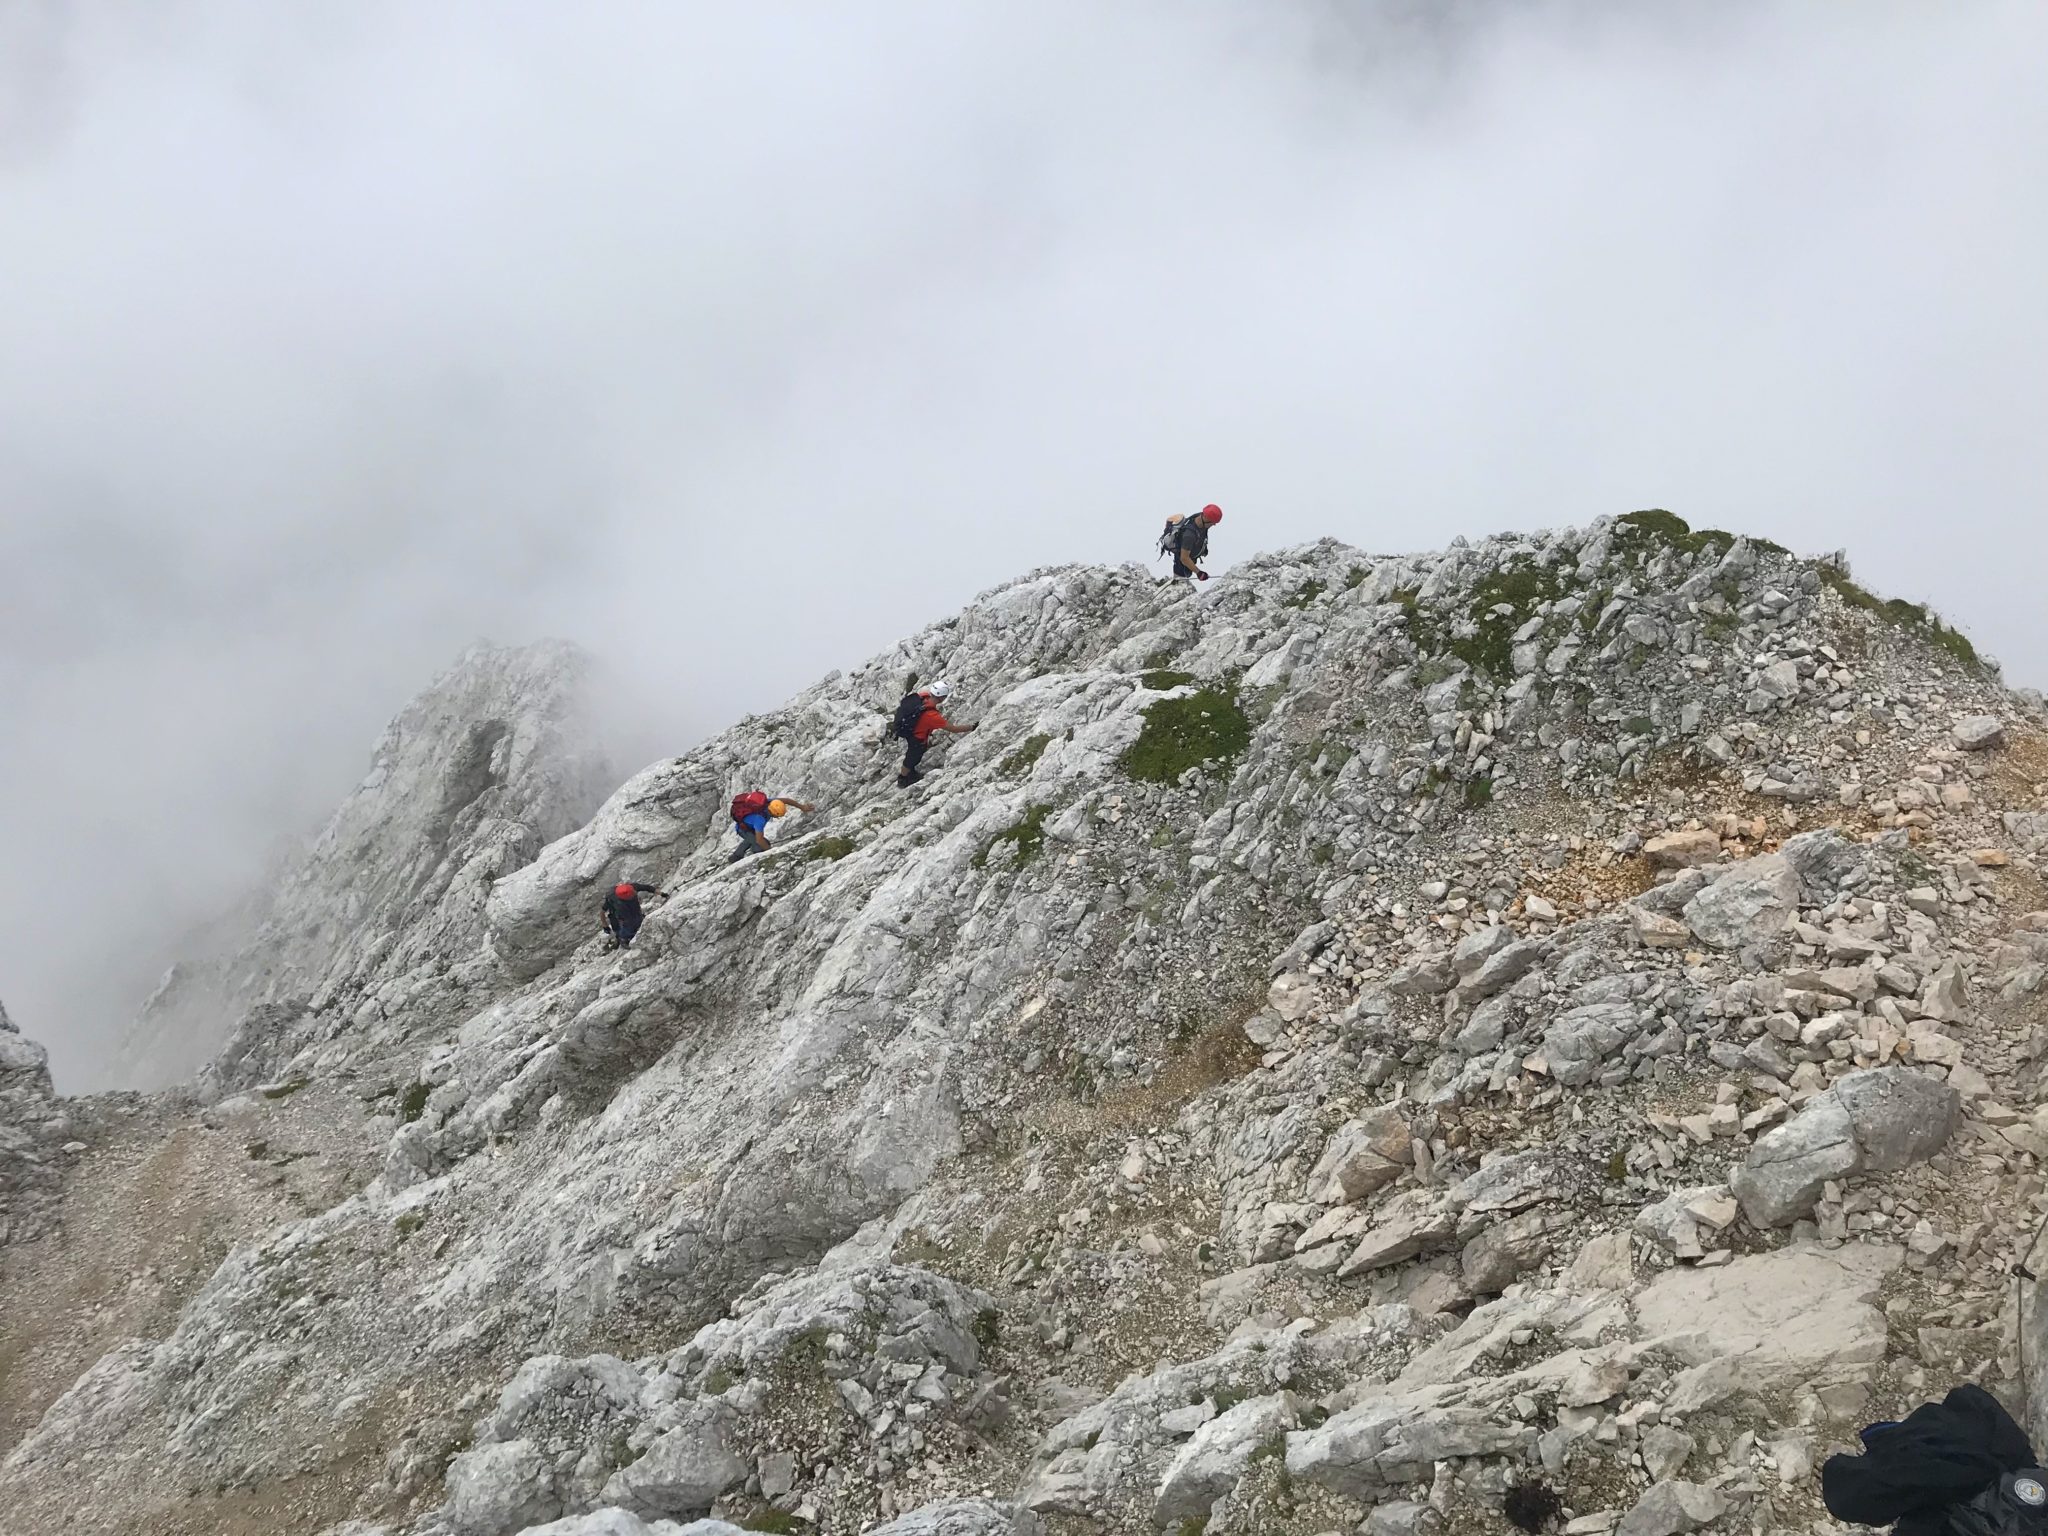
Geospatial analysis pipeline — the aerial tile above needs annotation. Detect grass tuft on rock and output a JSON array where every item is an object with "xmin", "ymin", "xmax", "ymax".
[
  {"xmin": 1615, "ymin": 508, "xmax": 1736, "ymax": 559},
  {"xmin": 1819, "ymin": 562, "xmax": 1981, "ymax": 668},
  {"xmin": 802, "ymin": 835, "xmax": 857, "ymax": 862},
  {"xmin": 398, "ymin": 1082, "xmax": 431, "ymax": 1123},
  {"xmin": 999, "ymin": 732, "xmax": 1053, "ymax": 777},
  {"xmin": 1451, "ymin": 559, "xmax": 1570, "ymax": 677},
  {"xmin": 1140, "ymin": 669, "xmax": 1197, "ymax": 692},
  {"xmin": 973, "ymin": 803, "xmax": 1053, "ymax": 869},
  {"xmin": 1119, "ymin": 681, "xmax": 1252, "ymax": 784}
]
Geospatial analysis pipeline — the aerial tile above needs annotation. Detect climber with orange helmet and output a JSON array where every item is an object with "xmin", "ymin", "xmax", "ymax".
[
  {"xmin": 1159, "ymin": 504, "xmax": 1223, "ymax": 584},
  {"xmin": 728, "ymin": 791, "xmax": 816, "ymax": 863},
  {"xmin": 601, "ymin": 880, "xmax": 667, "ymax": 950}
]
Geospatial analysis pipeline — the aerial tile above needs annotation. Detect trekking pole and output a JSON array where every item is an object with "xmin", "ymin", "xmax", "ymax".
[{"xmin": 2014, "ymin": 1206, "xmax": 2048, "ymax": 1394}]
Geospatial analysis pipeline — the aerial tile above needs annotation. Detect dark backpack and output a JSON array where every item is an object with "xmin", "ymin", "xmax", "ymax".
[
  {"xmin": 890, "ymin": 693, "xmax": 928, "ymax": 741},
  {"xmin": 1159, "ymin": 515, "xmax": 1207, "ymax": 563},
  {"xmin": 731, "ymin": 790, "xmax": 769, "ymax": 824}
]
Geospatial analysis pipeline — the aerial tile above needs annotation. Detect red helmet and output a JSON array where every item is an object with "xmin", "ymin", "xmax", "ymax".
[
  {"xmin": 614, "ymin": 883, "xmax": 635, "ymax": 900},
  {"xmin": 1201, "ymin": 504, "xmax": 1222, "ymax": 524}
]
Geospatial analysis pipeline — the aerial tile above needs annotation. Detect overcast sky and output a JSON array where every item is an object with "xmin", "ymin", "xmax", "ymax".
[{"xmin": 4, "ymin": 1, "xmax": 2045, "ymax": 1087}]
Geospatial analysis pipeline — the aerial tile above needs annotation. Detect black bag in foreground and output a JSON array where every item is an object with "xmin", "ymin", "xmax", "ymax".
[{"xmin": 1822, "ymin": 1385, "xmax": 2040, "ymax": 1535}]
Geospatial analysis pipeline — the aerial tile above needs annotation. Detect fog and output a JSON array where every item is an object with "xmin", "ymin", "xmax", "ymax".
[{"xmin": 3, "ymin": 1, "xmax": 2044, "ymax": 1088}]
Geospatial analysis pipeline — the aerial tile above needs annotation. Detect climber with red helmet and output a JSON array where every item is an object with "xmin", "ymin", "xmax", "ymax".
[
  {"xmin": 728, "ymin": 792, "xmax": 817, "ymax": 863},
  {"xmin": 601, "ymin": 880, "xmax": 667, "ymax": 950},
  {"xmin": 1158, "ymin": 504, "xmax": 1223, "ymax": 584}
]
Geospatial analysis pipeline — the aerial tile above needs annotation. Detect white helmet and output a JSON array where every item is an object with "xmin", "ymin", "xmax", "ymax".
[{"xmin": 930, "ymin": 680, "xmax": 952, "ymax": 699}]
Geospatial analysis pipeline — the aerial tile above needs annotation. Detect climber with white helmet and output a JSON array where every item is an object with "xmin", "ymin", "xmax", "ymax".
[
  {"xmin": 601, "ymin": 880, "xmax": 667, "ymax": 949},
  {"xmin": 889, "ymin": 679, "xmax": 977, "ymax": 788},
  {"xmin": 729, "ymin": 791, "xmax": 816, "ymax": 862},
  {"xmin": 1158, "ymin": 503, "xmax": 1223, "ymax": 584}
]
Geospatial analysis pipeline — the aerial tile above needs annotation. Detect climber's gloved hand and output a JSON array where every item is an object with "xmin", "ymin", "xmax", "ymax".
[{"xmin": 1195, "ymin": 569, "xmax": 1210, "ymax": 582}]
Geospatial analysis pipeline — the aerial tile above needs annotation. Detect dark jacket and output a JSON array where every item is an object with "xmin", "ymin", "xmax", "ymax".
[
  {"xmin": 1822, "ymin": 1385, "xmax": 2037, "ymax": 1535},
  {"xmin": 1172, "ymin": 517, "xmax": 1211, "ymax": 563},
  {"xmin": 601, "ymin": 884, "xmax": 658, "ymax": 930}
]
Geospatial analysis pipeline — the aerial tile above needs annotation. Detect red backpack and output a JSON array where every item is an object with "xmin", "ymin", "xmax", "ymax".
[{"xmin": 730, "ymin": 790, "xmax": 770, "ymax": 824}]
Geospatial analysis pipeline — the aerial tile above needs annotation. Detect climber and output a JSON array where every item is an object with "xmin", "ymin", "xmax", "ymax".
[
  {"xmin": 601, "ymin": 880, "xmax": 666, "ymax": 949},
  {"xmin": 1158, "ymin": 504, "xmax": 1222, "ymax": 583},
  {"xmin": 892, "ymin": 680, "xmax": 977, "ymax": 787},
  {"xmin": 729, "ymin": 791, "xmax": 816, "ymax": 862}
]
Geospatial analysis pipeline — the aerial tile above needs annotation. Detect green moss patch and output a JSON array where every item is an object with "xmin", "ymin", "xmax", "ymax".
[
  {"xmin": 1118, "ymin": 681, "xmax": 1252, "ymax": 784},
  {"xmin": 1819, "ymin": 563, "xmax": 1980, "ymax": 667},
  {"xmin": 1452, "ymin": 559, "xmax": 1570, "ymax": 677},
  {"xmin": 802, "ymin": 835, "xmax": 857, "ymax": 862},
  {"xmin": 1462, "ymin": 775, "xmax": 1493, "ymax": 810},
  {"xmin": 1615, "ymin": 508, "xmax": 1736, "ymax": 560},
  {"xmin": 398, "ymin": 1082, "xmax": 431, "ymax": 1124},
  {"xmin": 973, "ymin": 803, "xmax": 1053, "ymax": 869},
  {"xmin": 999, "ymin": 732, "xmax": 1053, "ymax": 777},
  {"xmin": 1141, "ymin": 669, "xmax": 1197, "ymax": 691},
  {"xmin": 1282, "ymin": 578, "xmax": 1327, "ymax": 609}
]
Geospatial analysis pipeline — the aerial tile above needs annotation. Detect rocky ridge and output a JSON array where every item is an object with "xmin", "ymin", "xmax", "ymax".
[
  {"xmin": 120, "ymin": 639, "xmax": 613, "ymax": 1089},
  {"xmin": 5, "ymin": 511, "xmax": 2048, "ymax": 1536}
]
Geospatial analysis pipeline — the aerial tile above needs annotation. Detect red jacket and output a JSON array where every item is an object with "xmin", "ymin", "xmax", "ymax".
[{"xmin": 911, "ymin": 704, "xmax": 952, "ymax": 742}]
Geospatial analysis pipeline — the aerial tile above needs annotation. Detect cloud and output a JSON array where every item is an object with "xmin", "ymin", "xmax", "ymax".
[{"xmin": 3, "ymin": 0, "xmax": 2044, "ymax": 1086}]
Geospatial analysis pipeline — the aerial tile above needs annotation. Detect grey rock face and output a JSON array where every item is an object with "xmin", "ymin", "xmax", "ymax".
[
  {"xmin": 864, "ymin": 1502, "xmax": 1044, "ymax": 1536},
  {"xmin": 1541, "ymin": 1003, "xmax": 1639, "ymax": 1087},
  {"xmin": 1305, "ymin": 1106, "xmax": 1412, "ymax": 1202},
  {"xmin": 1615, "ymin": 1479, "xmax": 1726, "ymax": 1536},
  {"xmin": 1954, "ymin": 714, "xmax": 2007, "ymax": 751},
  {"xmin": 125, "ymin": 640, "xmax": 612, "ymax": 1090},
  {"xmin": 1339, "ymin": 1191, "xmax": 1458, "ymax": 1276},
  {"xmin": 1681, "ymin": 851, "xmax": 1802, "ymax": 950},
  {"xmin": 1731, "ymin": 1091, "xmax": 1859, "ymax": 1227},
  {"xmin": 1832, "ymin": 1065, "xmax": 1962, "ymax": 1172},
  {"xmin": 1152, "ymin": 1392, "xmax": 1298, "ymax": 1524},
  {"xmin": 6, "ymin": 520, "xmax": 2027, "ymax": 1536},
  {"xmin": 1733, "ymin": 1068, "xmax": 1959, "ymax": 1225},
  {"xmin": 445, "ymin": 1438, "xmax": 561, "ymax": 1536},
  {"xmin": 601, "ymin": 1400, "xmax": 747, "ymax": 1518},
  {"xmin": 0, "ymin": 997, "xmax": 62, "ymax": 1244}
]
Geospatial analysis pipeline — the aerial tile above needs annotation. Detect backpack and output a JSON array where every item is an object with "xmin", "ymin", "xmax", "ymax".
[
  {"xmin": 730, "ymin": 790, "xmax": 769, "ymax": 824},
  {"xmin": 890, "ymin": 692, "xmax": 928, "ymax": 741},
  {"xmin": 1158, "ymin": 515, "xmax": 1206, "ymax": 563}
]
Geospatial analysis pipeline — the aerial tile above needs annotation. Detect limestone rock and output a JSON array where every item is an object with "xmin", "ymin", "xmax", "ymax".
[
  {"xmin": 1731, "ymin": 1092, "xmax": 1859, "ymax": 1227},
  {"xmin": 1681, "ymin": 852, "xmax": 1802, "ymax": 950},
  {"xmin": 1542, "ymin": 1003, "xmax": 1640, "ymax": 1088},
  {"xmin": 601, "ymin": 1401, "xmax": 748, "ymax": 1518},
  {"xmin": 1954, "ymin": 714, "xmax": 2007, "ymax": 751},
  {"xmin": 1616, "ymin": 1479, "xmax": 1726, "ymax": 1536},
  {"xmin": 1634, "ymin": 1244, "xmax": 1900, "ymax": 1386},
  {"xmin": 1152, "ymin": 1392, "xmax": 1298, "ymax": 1524},
  {"xmin": 1644, "ymin": 830, "xmax": 1720, "ymax": 869},
  {"xmin": 446, "ymin": 1439, "xmax": 561, "ymax": 1536},
  {"xmin": 1832, "ymin": 1066, "xmax": 1961, "ymax": 1172},
  {"xmin": 1338, "ymin": 1191, "xmax": 1458, "ymax": 1277},
  {"xmin": 1305, "ymin": 1106, "xmax": 1413, "ymax": 1203}
]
